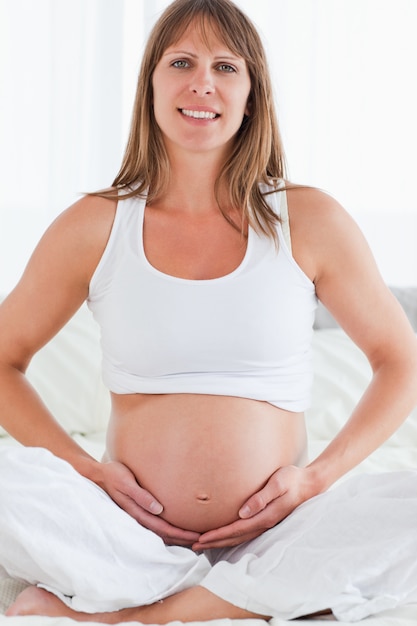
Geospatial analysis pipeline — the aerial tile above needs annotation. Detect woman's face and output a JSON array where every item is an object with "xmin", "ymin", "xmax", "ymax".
[{"xmin": 152, "ymin": 23, "xmax": 251, "ymax": 161}]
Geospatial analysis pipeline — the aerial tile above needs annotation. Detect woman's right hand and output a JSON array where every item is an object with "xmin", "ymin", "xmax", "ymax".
[{"xmin": 96, "ymin": 460, "xmax": 201, "ymax": 546}]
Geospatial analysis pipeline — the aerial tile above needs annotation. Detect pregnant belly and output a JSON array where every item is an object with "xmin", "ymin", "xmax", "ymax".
[{"xmin": 106, "ymin": 394, "xmax": 307, "ymax": 533}]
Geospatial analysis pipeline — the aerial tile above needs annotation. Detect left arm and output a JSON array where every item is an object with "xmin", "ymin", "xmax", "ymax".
[
  {"xmin": 298, "ymin": 187, "xmax": 417, "ymax": 491},
  {"xmin": 194, "ymin": 187, "xmax": 417, "ymax": 550}
]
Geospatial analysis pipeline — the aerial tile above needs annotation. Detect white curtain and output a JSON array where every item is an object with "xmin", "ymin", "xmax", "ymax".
[
  {"xmin": 1, "ymin": 0, "xmax": 417, "ymax": 292},
  {"xmin": 0, "ymin": 0, "xmax": 127, "ymax": 290}
]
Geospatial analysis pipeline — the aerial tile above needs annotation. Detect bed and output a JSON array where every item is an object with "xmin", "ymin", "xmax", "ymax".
[{"xmin": 1, "ymin": 287, "xmax": 417, "ymax": 625}]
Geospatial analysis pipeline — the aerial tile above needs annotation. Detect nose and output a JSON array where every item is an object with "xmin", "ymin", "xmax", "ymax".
[{"xmin": 189, "ymin": 66, "xmax": 215, "ymax": 96}]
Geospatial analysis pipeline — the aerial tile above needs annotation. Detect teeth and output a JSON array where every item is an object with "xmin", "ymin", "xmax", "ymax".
[{"xmin": 181, "ymin": 109, "xmax": 218, "ymax": 119}]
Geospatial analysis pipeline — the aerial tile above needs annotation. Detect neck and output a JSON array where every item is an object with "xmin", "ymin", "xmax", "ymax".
[{"xmin": 156, "ymin": 158, "xmax": 229, "ymax": 215}]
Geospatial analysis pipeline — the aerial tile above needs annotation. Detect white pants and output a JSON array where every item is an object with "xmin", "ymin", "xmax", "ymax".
[{"xmin": 1, "ymin": 446, "xmax": 417, "ymax": 621}]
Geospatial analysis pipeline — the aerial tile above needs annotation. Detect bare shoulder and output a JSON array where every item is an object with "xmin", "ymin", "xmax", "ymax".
[
  {"xmin": 285, "ymin": 185, "xmax": 368, "ymax": 284},
  {"xmin": 49, "ymin": 193, "xmax": 117, "ymax": 248},
  {"xmin": 286, "ymin": 185, "xmax": 414, "ymax": 352},
  {"xmin": 286, "ymin": 185, "xmax": 351, "ymax": 237},
  {"xmin": 29, "ymin": 193, "xmax": 117, "ymax": 282},
  {"xmin": 0, "ymin": 194, "xmax": 118, "ymax": 363}
]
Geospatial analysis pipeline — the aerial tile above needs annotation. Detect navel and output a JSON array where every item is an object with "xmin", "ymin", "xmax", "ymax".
[{"xmin": 195, "ymin": 493, "xmax": 211, "ymax": 503}]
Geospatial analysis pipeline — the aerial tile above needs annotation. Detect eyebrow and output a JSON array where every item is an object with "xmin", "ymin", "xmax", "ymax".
[{"xmin": 163, "ymin": 49, "xmax": 243, "ymax": 62}]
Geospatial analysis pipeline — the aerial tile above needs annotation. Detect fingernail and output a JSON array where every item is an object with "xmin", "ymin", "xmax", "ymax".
[
  {"xmin": 239, "ymin": 505, "xmax": 251, "ymax": 518},
  {"xmin": 150, "ymin": 501, "xmax": 163, "ymax": 514}
]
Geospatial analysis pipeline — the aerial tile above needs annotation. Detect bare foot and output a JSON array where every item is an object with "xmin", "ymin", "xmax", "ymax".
[
  {"xmin": 5, "ymin": 586, "xmax": 127, "ymax": 623},
  {"xmin": 6, "ymin": 586, "xmax": 74, "ymax": 618},
  {"xmin": 6, "ymin": 584, "xmax": 270, "ymax": 624}
]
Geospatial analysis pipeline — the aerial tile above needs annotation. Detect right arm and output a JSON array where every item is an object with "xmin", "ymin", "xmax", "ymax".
[
  {"xmin": 0, "ymin": 196, "xmax": 199, "ymax": 545},
  {"xmin": 0, "ymin": 195, "xmax": 110, "ymax": 474}
]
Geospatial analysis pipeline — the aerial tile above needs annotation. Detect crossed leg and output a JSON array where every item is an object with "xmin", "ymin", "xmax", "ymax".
[{"xmin": 6, "ymin": 585, "xmax": 271, "ymax": 624}]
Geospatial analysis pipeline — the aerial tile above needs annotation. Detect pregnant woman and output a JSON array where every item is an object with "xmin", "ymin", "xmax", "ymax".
[{"xmin": 1, "ymin": 0, "xmax": 417, "ymax": 622}]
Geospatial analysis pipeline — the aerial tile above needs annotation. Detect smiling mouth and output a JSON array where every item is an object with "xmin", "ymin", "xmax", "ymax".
[{"xmin": 179, "ymin": 108, "xmax": 220, "ymax": 120}]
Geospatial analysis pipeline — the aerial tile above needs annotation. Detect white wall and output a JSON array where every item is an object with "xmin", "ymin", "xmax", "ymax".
[{"xmin": 238, "ymin": 0, "xmax": 417, "ymax": 286}]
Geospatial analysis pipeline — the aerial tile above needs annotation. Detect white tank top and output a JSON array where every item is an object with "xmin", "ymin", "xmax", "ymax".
[{"xmin": 87, "ymin": 185, "xmax": 317, "ymax": 412}]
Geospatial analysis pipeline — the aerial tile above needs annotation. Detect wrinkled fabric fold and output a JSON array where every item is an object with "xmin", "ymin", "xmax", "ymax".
[
  {"xmin": 1, "ymin": 447, "xmax": 417, "ymax": 621},
  {"xmin": 0, "ymin": 447, "xmax": 210, "ymax": 613},
  {"xmin": 203, "ymin": 471, "xmax": 417, "ymax": 620}
]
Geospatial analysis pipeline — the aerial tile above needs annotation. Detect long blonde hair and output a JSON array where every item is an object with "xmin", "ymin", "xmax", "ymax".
[{"xmin": 99, "ymin": 0, "xmax": 287, "ymax": 239}]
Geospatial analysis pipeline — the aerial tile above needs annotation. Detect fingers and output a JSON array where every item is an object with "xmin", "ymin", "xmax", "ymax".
[
  {"xmin": 119, "ymin": 495, "xmax": 200, "ymax": 545},
  {"xmin": 192, "ymin": 531, "xmax": 261, "ymax": 551},
  {"xmin": 239, "ymin": 473, "xmax": 287, "ymax": 519},
  {"xmin": 113, "ymin": 490, "xmax": 158, "ymax": 523},
  {"xmin": 195, "ymin": 489, "xmax": 294, "ymax": 550},
  {"xmin": 195, "ymin": 517, "xmax": 263, "ymax": 550},
  {"xmin": 113, "ymin": 490, "xmax": 200, "ymax": 546},
  {"xmin": 109, "ymin": 463, "xmax": 164, "ymax": 515},
  {"xmin": 100, "ymin": 461, "xmax": 201, "ymax": 546},
  {"xmin": 116, "ymin": 491, "xmax": 200, "ymax": 544},
  {"xmin": 141, "ymin": 513, "xmax": 201, "ymax": 546},
  {"xmin": 129, "ymin": 485, "xmax": 163, "ymax": 515}
]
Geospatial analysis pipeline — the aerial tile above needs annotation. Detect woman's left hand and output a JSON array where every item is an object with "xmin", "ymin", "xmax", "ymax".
[{"xmin": 192, "ymin": 465, "xmax": 319, "ymax": 550}]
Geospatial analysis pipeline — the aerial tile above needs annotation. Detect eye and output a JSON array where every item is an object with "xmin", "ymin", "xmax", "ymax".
[
  {"xmin": 171, "ymin": 59, "xmax": 190, "ymax": 69},
  {"xmin": 217, "ymin": 63, "xmax": 236, "ymax": 73}
]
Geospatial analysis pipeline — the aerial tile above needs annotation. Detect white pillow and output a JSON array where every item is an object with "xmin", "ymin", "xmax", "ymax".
[
  {"xmin": 0, "ymin": 304, "xmax": 110, "ymax": 437},
  {"xmin": 307, "ymin": 329, "xmax": 417, "ymax": 447}
]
